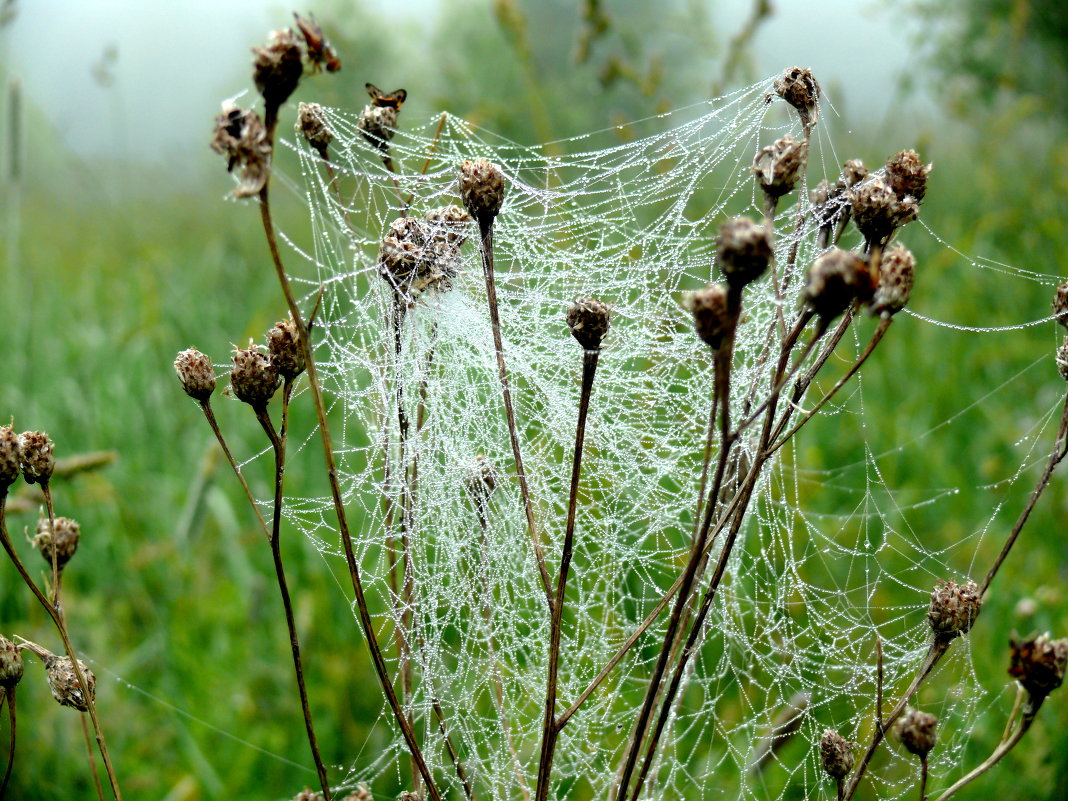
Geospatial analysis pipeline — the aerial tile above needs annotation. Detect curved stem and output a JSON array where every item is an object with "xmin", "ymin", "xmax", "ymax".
[
  {"xmin": 932, "ymin": 709, "xmax": 1036, "ymax": 801},
  {"xmin": 1, "ymin": 688, "xmax": 14, "ymax": 799},
  {"xmin": 198, "ymin": 400, "xmax": 270, "ymax": 539}
]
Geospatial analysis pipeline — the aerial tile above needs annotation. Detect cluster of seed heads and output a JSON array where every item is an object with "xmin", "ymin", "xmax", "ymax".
[
  {"xmin": 0, "ymin": 425, "xmax": 57, "ymax": 491},
  {"xmin": 378, "ymin": 207, "xmax": 473, "ymax": 300}
]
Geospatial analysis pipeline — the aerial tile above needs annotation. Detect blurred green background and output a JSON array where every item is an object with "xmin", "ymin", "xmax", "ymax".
[{"xmin": 1, "ymin": 0, "xmax": 1067, "ymax": 799}]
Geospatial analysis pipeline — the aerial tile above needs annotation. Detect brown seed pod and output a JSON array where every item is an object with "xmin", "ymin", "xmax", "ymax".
[
  {"xmin": 18, "ymin": 430, "xmax": 55, "ymax": 486},
  {"xmin": 44, "ymin": 654, "xmax": 96, "ymax": 711},
  {"xmin": 716, "ymin": 216, "xmax": 772, "ymax": 290},
  {"xmin": 895, "ymin": 708, "xmax": 937, "ymax": 757},
  {"xmin": 850, "ymin": 177, "xmax": 919, "ymax": 246},
  {"xmin": 1008, "ymin": 632, "xmax": 1068, "ymax": 701},
  {"xmin": 685, "ymin": 283, "xmax": 734, "ymax": 351},
  {"xmin": 0, "ymin": 635, "xmax": 23, "ymax": 690},
  {"xmin": 296, "ymin": 102, "xmax": 332, "ymax": 157},
  {"xmin": 819, "ymin": 728, "xmax": 854, "ymax": 780},
  {"xmin": 884, "ymin": 149, "xmax": 932, "ymax": 203},
  {"xmin": 927, "ymin": 579, "xmax": 982, "ymax": 640},
  {"xmin": 378, "ymin": 215, "xmax": 460, "ymax": 300},
  {"xmin": 424, "ymin": 205, "xmax": 473, "ymax": 247},
  {"xmin": 174, "ymin": 347, "xmax": 216, "ymax": 402},
  {"xmin": 33, "ymin": 516, "xmax": 81, "ymax": 571},
  {"xmin": 290, "ymin": 788, "xmax": 324, "ymax": 801},
  {"xmin": 458, "ymin": 158, "xmax": 507, "ymax": 226},
  {"xmin": 0, "ymin": 424, "xmax": 19, "ymax": 490},
  {"xmin": 252, "ymin": 28, "xmax": 304, "ymax": 113},
  {"xmin": 1057, "ymin": 338, "xmax": 1068, "ymax": 382},
  {"xmin": 566, "ymin": 297, "xmax": 612, "ymax": 350},
  {"xmin": 754, "ymin": 134, "xmax": 805, "ymax": 200},
  {"xmin": 358, "ymin": 103, "xmax": 398, "ymax": 151},
  {"xmin": 773, "ymin": 66, "xmax": 820, "ymax": 129},
  {"xmin": 870, "ymin": 244, "xmax": 916, "ymax": 317},
  {"xmin": 803, "ymin": 248, "xmax": 873, "ymax": 321},
  {"xmin": 1052, "ymin": 281, "xmax": 1068, "ymax": 328},
  {"xmin": 210, "ymin": 102, "xmax": 271, "ymax": 198},
  {"xmin": 230, "ymin": 345, "xmax": 280, "ymax": 410},
  {"xmin": 267, "ymin": 316, "xmax": 306, "ymax": 380}
]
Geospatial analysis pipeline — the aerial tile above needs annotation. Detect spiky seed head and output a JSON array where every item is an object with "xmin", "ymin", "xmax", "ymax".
[
  {"xmin": 267, "ymin": 316, "xmax": 305, "ymax": 380},
  {"xmin": 0, "ymin": 636, "xmax": 23, "ymax": 689},
  {"xmin": 357, "ymin": 104, "xmax": 398, "ymax": 150},
  {"xmin": 33, "ymin": 516, "xmax": 81, "ymax": 571},
  {"xmin": 754, "ymin": 134, "xmax": 805, "ymax": 200},
  {"xmin": 296, "ymin": 102, "xmax": 332, "ymax": 156},
  {"xmin": 928, "ymin": 579, "xmax": 982, "ymax": 640},
  {"xmin": 885, "ymin": 149, "xmax": 932, "ymax": 203},
  {"xmin": 716, "ymin": 216, "xmax": 773, "ymax": 290},
  {"xmin": 458, "ymin": 158, "xmax": 507, "ymax": 225},
  {"xmin": 230, "ymin": 345, "xmax": 280, "ymax": 410},
  {"xmin": 1008, "ymin": 632, "xmax": 1068, "ymax": 701},
  {"xmin": 803, "ymin": 248, "xmax": 873, "ymax": 321},
  {"xmin": 424, "ymin": 205, "xmax": 473, "ymax": 247},
  {"xmin": 850, "ymin": 177, "xmax": 919, "ymax": 246},
  {"xmin": 44, "ymin": 653, "xmax": 96, "ymax": 711},
  {"xmin": 464, "ymin": 455, "xmax": 498, "ymax": 501},
  {"xmin": 174, "ymin": 347, "xmax": 216, "ymax": 402},
  {"xmin": 685, "ymin": 283, "xmax": 734, "ymax": 351},
  {"xmin": 566, "ymin": 297, "xmax": 612, "ymax": 350},
  {"xmin": 18, "ymin": 430, "xmax": 55, "ymax": 486},
  {"xmin": 895, "ymin": 708, "xmax": 937, "ymax": 757},
  {"xmin": 774, "ymin": 66, "xmax": 820, "ymax": 128},
  {"xmin": 210, "ymin": 102, "xmax": 271, "ymax": 198},
  {"xmin": 252, "ymin": 28, "xmax": 304, "ymax": 113},
  {"xmin": 839, "ymin": 159, "xmax": 868, "ymax": 189},
  {"xmin": 1052, "ymin": 282, "xmax": 1068, "ymax": 328},
  {"xmin": 819, "ymin": 729, "xmax": 854, "ymax": 780},
  {"xmin": 0, "ymin": 424, "xmax": 19, "ymax": 490},
  {"xmin": 379, "ymin": 216, "xmax": 460, "ymax": 299},
  {"xmin": 1057, "ymin": 338, "xmax": 1068, "ymax": 382},
  {"xmin": 870, "ymin": 244, "xmax": 916, "ymax": 317}
]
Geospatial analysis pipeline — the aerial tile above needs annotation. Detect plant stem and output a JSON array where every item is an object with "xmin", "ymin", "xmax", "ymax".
[
  {"xmin": 79, "ymin": 711, "xmax": 105, "ymax": 801},
  {"xmin": 918, "ymin": 755, "xmax": 928, "ymax": 801},
  {"xmin": 1, "ymin": 688, "xmax": 15, "ymax": 799},
  {"xmin": 932, "ymin": 707, "xmax": 1036, "ymax": 801},
  {"xmin": 198, "ymin": 399, "xmax": 270, "ymax": 539}
]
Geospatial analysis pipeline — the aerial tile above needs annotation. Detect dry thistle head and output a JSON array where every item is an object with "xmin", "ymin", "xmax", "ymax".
[
  {"xmin": 424, "ymin": 205, "xmax": 473, "ymax": 247},
  {"xmin": 870, "ymin": 244, "xmax": 916, "ymax": 317},
  {"xmin": 252, "ymin": 28, "xmax": 304, "ymax": 114},
  {"xmin": 0, "ymin": 635, "xmax": 23, "ymax": 690},
  {"xmin": 297, "ymin": 102, "xmax": 332, "ymax": 157},
  {"xmin": 774, "ymin": 66, "xmax": 820, "ymax": 129},
  {"xmin": 291, "ymin": 789, "xmax": 324, "ymax": 801},
  {"xmin": 174, "ymin": 347, "xmax": 216, "ymax": 402},
  {"xmin": 210, "ymin": 102, "xmax": 271, "ymax": 198},
  {"xmin": 18, "ymin": 430, "xmax": 55, "ymax": 486},
  {"xmin": 895, "ymin": 708, "xmax": 937, "ymax": 757},
  {"xmin": 1052, "ymin": 281, "xmax": 1068, "ymax": 328},
  {"xmin": 1057, "ymin": 338, "xmax": 1068, "ymax": 382},
  {"xmin": 33, "ymin": 516, "xmax": 80, "ymax": 571},
  {"xmin": 230, "ymin": 344, "xmax": 280, "ymax": 411},
  {"xmin": 267, "ymin": 315, "xmax": 305, "ymax": 380},
  {"xmin": 839, "ymin": 159, "xmax": 868, "ymax": 189},
  {"xmin": 464, "ymin": 455, "xmax": 498, "ymax": 502},
  {"xmin": 458, "ymin": 158, "xmax": 507, "ymax": 226},
  {"xmin": 754, "ymin": 134, "xmax": 805, "ymax": 200},
  {"xmin": 685, "ymin": 283, "xmax": 734, "ymax": 351},
  {"xmin": 358, "ymin": 103, "xmax": 398, "ymax": 151},
  {"xmin": 927, "ymin": 579, "xmax": 982, "ymax": 640},
  {"xmin": 566, "ymin": 297, "xmax": 612, "ymax": 350},
  {"xmin": 399, "ymin": 792, "xmax": 420, "ymax": 801},
  {"xmin": 716, "ymin": 216, "xmax": 773, "ymax": 290},
  {"xmin": 1008, "ymin": 632, "xmax": 1068, "ymax": 701},
  {"xmin": 885, "ymin": 149, "xmax": 932, "ymax": 203},
  {"xmin": 819, "ymin": 729, "xmax": 854, "ymax": 781},
  {"xmin": 343, "ymin": 785, "xmax": 372, "ymax": 801},
  {"xmin": 803, "ymin": 248, "xmax": 873, "ymax": 321},
  {"xmin": 0, "ymin": 424, "xmax": 19, "ymax": 490},
  {"xmin": 850, "ymin": 177, "xmax": 919, "ymax": 246},
  {"xmin": 23, "ymin": 644, "xmax": 96, "ymax": 711},
  {"xmin": 379, "ymin": 216, "xmax": 460, "ymax": 300}
]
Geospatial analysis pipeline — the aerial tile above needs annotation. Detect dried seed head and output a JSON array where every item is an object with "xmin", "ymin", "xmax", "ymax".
[
  {"xmin": 267, "ymin": 316, "xmax": 305, "ymax": 380},
  {"xmin": 296, "ymin": 102, "xmax": 332, "ymax": 157},
  {"xmin": 885, "ymin": 149, "xmax": 932, "ymax": 203},
  {"xmin": 774, "ymin": 66, "xmax": 820, "ymax": 129},
  {"xmin": 819, "ymin": 729, "xmax": 854, "ymax": 780},
  {"xmin": 0, "ymin": 636, "xmax": 23, "ymax": 689},
  {"xmin": 174, "ymin": 347, "xmax": 216, "ymax": 402},
  {"xmin": 850, "ymin": 177, "xmax": 919, "ymax": 246},
  {"xmin": 1057, "ymin": 338, "xmax": 1068, "ymax": 382},
  {"xmin": 685, "ymin": 283, "xmax": 734, "ymax": 351},
  {"xmin": 464, "ymin": 455, "xmax": 498, "ymax": 502},
  {"xmin": 927, "ymin": 579, "xmax": 982, "ymax": 640},
  {"xmin": 342, "ymin": 785, "xmax": 372, "ymax": 801},
  {"xmin": 424, "ymin": 205, "xmax": 473, "ymax": 247},
  {"xmin": 1052, "ymin": 281, "xmax": 1068, "ymax": 328},
  {"xmin": 44, "ymin": 653, "xmax": 96, "ymax": 711},
  {"xmin": 358, "ymin": 103, "xmax": 398, "ymax": 150},
  {"xmin": 379, "ymin": 216, "xmax": 460, "ymax": 300},
  {"xmin": 895, "ymin": 708, "xmax": 937, "ymax": 757},
  {"xmin": 0, "ymin": 424, "xmax": 19, "ymax": 490},
  {"xmin": 399, "ymin": 792, "xmax": 420, "ymax": 801},
  {"xmin": 566, "ymin": 297, "xmax": 612, "ymax": 350},
  {"xmin": 803, "ymin": 248, "xmax": 873, "ymax": 321},
  {"xmin": 458, "ymin": 158, "xmax": 507, "ymax": 225},
  {"xmin": 870, "ymin": 244, "xmax": 916, "ymax": 317},
  {"xmin": 1008, "ymin": 632, "xmax": 1068, "ymax": 701},
  {"xmin": 291, "ymin": 789, "xmax": 324, "ymax": 801},
  {"xmin": 210, "ymin": 102, "xmax": 271, "ymax": 198},
  {"xmin": 810, "ymin": 179, "xmax": 832, "ymax": 220},
  {"xmin": 716, "ymin": 216, "xmax": 773, "ymax": 290},
  {"xmin": 754, "ymin": 134, "xmax": 805, "ymax": 200},
  {"xmin": 839, "ymin": 159, "xmax": 868, "ymax": 189},
  {"xmin": 18, "ymin": 430, "xmax": 55, "ymax": 486},
  {"xmin": 230, "ymin": 345, "xmax": 280, "ymax": 410},
  {"xmin": 33, "ymin": 516, "xmax": 81, "ymax": 571},
  {"xmin": 252, "ymin": 28, "xmax": 304, "ymax": 113}
]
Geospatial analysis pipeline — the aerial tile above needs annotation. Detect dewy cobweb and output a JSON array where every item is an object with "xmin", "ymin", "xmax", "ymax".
[{"xmin": 259, "ymin": 75, "xmax": 1062, "ymax": 800}]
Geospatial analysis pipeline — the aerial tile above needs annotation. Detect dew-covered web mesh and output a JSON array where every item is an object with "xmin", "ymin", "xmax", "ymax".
[{"xmin": 261, "ymin": 76, "xmax": 1062, "ymax": 800}]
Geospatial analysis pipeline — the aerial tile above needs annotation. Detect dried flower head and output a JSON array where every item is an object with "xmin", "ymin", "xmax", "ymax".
[
  {"xmin": 870, "ymin": 244, "xmax": 916, "ymax": 317},
  {"xmin": 850, "ymin": 177, "xmax": 919, "ymax": 246},
  {"xmin": 839, "ymin": 159, "xmax": 868, "ymax": 189},
  {"xmin": 716, "ymin": 216, "xmax": 772, "ymax": 290},
  {"xmin": 1052, "ymin": 281, "xmax": 1068, "ymax": 328},
  {"xmin": 566, "ymin": 297, "xmax": 612, "ymax": 350},
  {"xmin": 252, "ymin": 28, "xmax": 304, "ymax": 113},
  {"xmin": 378, "ymin": 216, "xmax": 460, "ymax": 300},
  {"xmin": 18, "ymin": 430, "xmax": 55, "ymax": 486},
  {"xmin": 754, "ymin": 134, "xmax": 805, "ymax": 200},
  {"xmin": 0, "ymin": 424, "xmax": 18, "ymax": 490},
  {"xmin": 343, "ymin": 785, "xmax": 372, "ymax": 801},
  {"xmin": 358, "ymin": 104, "xmax": 398, "ymax": 151},
  {"xmin": 685, "ymin": 283, "xmax": 734, "ymax": 351},
  {"xmin": 291, "ymin": 789, "xmax": 324, "ymax": 801},
  {"xmin": 895, "ymin": 708, "xmax": 937, "ymax": 757},
  {"xmin": 297, "ymin": 102, "xmax": 332, "ymax": 157},
  {"xmin": 424, "ymin": 205, "xmax": 473, "ymax": 247},
  {"xmin": 174, "ymin": 347, "xmax": 216, "ymax": 402},
  {"xmin": 32, "ymin": 648, "xmax": 96, "ymax": 711},
  {"xmin": 399, "ymin": 792, "xmax": 420, "ymax": 801},
  {"xmin": 1057, "ymin": 338, "xmax": 1068, "ymax": 382},
  {"xmin": 210, "ymin": 102, "xmax": 271, "ymax": 198},
  {"xmin": 1008, "ymin": 632, "xmax": 1068, "ymax": 700},
  {"xmin": 458, "ymin": 158, "xmax": 507, "ymax": 226},
  {"xmin": 885, "ymin": 149, "xmax": 932, "ymax": 203},
  {"xmin": 928, "ymin": 579, "xmax": 982, "ymax": 640},
  {"xmin": 0, "ymin": 636, "xmax": 23, "ymax": 689},
  {"xmin": 819, "ymin": 729, "xmax": 854, "ymax": 780},
  {"xmin": 774, "ymin": 66, "xmax": 820, "ymax": 129},
  {"xmin": 464, "ymin": 455, "xmax": 498, "ymax": 502},
  {"xmin": 33, "ymin": 516, "xmax": 81, "ymax": 571},
  {"xmin": 803, "ymin": 248, "xmax": 873, "ymax": 321},
  {"xmin": 230, "ymin": 344, "xmax": 280, "ymax": 410},
  {"xmin": 267, "ymin": 315, "xmax": 306, "ymax": 380}
]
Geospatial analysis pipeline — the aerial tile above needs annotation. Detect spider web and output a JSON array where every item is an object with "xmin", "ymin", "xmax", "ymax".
[{"xmin": 260, "ymin": 76, "xmax": 1063, "ymax": 800}]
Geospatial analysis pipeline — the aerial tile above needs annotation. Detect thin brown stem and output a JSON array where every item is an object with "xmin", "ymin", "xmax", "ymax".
[
  {"xmin": 1, "ymin": 688, "xmax": 15, "ymax": 800},
  {"xmin": 918, "ymin": 755, "xmax": 929, "ymax": 801},
  {"xmin": 932, "ymin": 707, "xmax": 1036, "ymax": 801},
  {"xmin": 198, "ymin": 400, "xmax": 270, "ymax": 540},
  {"xmin": 405, "ymin": 112, "xmax": 448, "ymax": 208},
  {"xmin": 41, "ymin": 485, "xmax": 60, "ymax": 613},
  {"xmin": 432, "ymin": 698, "xmax": 474, "ymax": 801},
  {"xmin": 875, "ymin": 637, "xmax": 884, "ymax": 736},
  {"xmin": 79, "ymin": 710, "xmax": 105, "ymax": 801}
]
